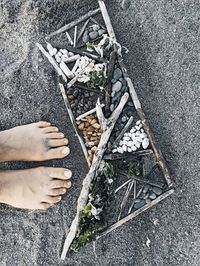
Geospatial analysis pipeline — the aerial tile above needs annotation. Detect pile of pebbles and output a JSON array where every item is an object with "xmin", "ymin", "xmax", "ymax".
[
  {"xmin": 110, "ymin": 65, "xmax": 129, "ymax": 112},
  {"xmin": 66, "ymin": 87, "xmax": 103, "ymax": 118},
  {"xmin": 82, "ymin": 24, "xmax": 106, "ymax": 43},
  {"xmin": 133, "ymin": 184, "xmax": 163, "ymax": 210},
  {"xmin": 76, "ymin": 114, "xmax": 102, "ymax": 162},
  {"xmin": 112, "ymin": 120, "xmax": 150, "ymax": 153}
]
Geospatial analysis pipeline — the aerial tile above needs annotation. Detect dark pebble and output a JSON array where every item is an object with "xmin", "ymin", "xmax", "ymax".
[
  {"xmin": 128, "ymin": 101, "xmax": 134, "ymax": 107},
  {"xmin": 149, "ymin": 192, "xmax": 157, "ymax": 200},
  {"xmin": 134, "ymin": 199, "xmax": 146, "ymax": 209},
  {"xmin": 121, "ymin": 79, "xmax": 127, "ymax": 86},
  {"xmin": 113, "ymin": 68, "xmax": 122, "ymax": 80},
  {"xmin": 134, "ymin": 198, "xmax": 141, "ymax": 203},
  {"xmin": 122, "ymin": 116, "xmax": 127, "ymax": 122},
  {"xmin": 152, "ymin": 187, "xmax": 163, "ymax": 195},
  {"xmin": 143, "ymin": 193, "xmax": 149, "ymax": 200},
  {"xmin": 143, "ymin": 184, "xmax": 151, "ymax": 194},
  {"xmin": 110, "ymin": 104, "xmax": 115, "ymax": 112},
  {"xmin": 139, "ymin": 192, "xmax": 146, "ymax": 199},
  {"xmin": 73, "ymin": 90, "xmax": 79, "ymax": 98},
  {"xmin": 90, "ymin": 92, "xmax": 95, "ymax": 96},
  {"xmin": 88, "ymin": 101, "xmax": 93, "ymax": 106},
  {"xmin": 89, "ymin": 31, "xmax": 99, "ymax": 39},
  {"xmin": 145, "ymin": 199, "xmax": 151, "ymax": 204},
  {"xmin": 98, "ymin": 29, "xmax": 105, "ymax": 36},
  {"xmin": 82, "ymin": 30, "xmax": 89, "ymax": 43},
  {"xmin": 111, "ymin": 78, "xmax": 117, "ymax": 84}
]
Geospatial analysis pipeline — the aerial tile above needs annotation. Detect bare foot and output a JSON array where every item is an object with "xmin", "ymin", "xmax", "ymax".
[
  {"xmin": 0, "ymin": 121, "xmax": 70, "ymax": 162},
  {"xmin": 0, "ymin": 167, "xmax": 72, "ymax": 210}
]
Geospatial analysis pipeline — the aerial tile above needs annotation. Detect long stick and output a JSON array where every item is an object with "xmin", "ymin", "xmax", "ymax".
[
  {"xmin": 98, "ymin": 0, "xmax": 173, "ymax": 187},
  {"xmin": 36, "ymin": 43, "xmax": 67, "ymax": 83},
  {"xmin": 76, "ymin": 104, "xmax": 105, "ymax": 121},
  {"xmin": 96, "ymin": 189, "xmax": 175, "ymax": 239},
  {"xmin": 77, "ymin": 19, "xmax": 90, "ymax": 43},
  {"xmin": 48, "ymin": 8, "xmax": 100, "ymax": 38},
  {"xmin": 61, "ymin": 92, "xmax": 129, "ymax": 260},
  {"xmin": 59, "ymin": 83, "xmax": 90, "ymax": 167}
]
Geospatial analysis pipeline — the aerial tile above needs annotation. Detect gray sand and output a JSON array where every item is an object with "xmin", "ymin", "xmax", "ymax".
[{"xmin": 0, "ymin": 0, "xmax": 199, "ymax": 265}]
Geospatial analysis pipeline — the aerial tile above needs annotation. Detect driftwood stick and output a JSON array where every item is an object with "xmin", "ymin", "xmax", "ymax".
[
  {"xmin": 36, "ymin": 43, "xmax": 68, "ymax": 83},
  {"xmin": 67, "ymin": 60, "xmax": 95, "ymax": 89},
  {"xmin": 59, "ymin": 83, "xmax": 90, "ymax": 167},
  {"xmin": 114, "ymin": 178, "xmax": 133, "ymax": 194},
  {"xmin": 76, "ymin": 104, "xmax": 105, "ymax": 121},
  {"xmin": 98, "ymin": 0, "xmax": 173, "ymax": 187},
  {"xmin": 48, "ymin": 8, "xmax": 100, "ymax": 38},
  {"xmin": 73, "ymin": 26, "xmax": 78, "ymax": 47},
  {"xmin": 90, "ymin": 17, "xmax": 106, "ymax": 30},
  {"xmin": 66, "ymin": 31, "xmax": 74, "ymax": 46},
  {"xmin": 77, "ymin": 19, "xmax": 90, "ymax": 43},
  {"xmin": 112, "ymin": 116, "xmax": 134, "ymax": 147},
  {"xmin": 118, "ymin": 180, "xmax": 135, "ymax": 220},
  {"xmin": 103, "ymin": 149, "xmax": 153, "ymax": 160},
  {"xmin": 61, "ymin": 92, "xmax": 129, "ymax": 260},
  {"xmin": 128, "ymin": 180, "xmax": 137, "ymax": 214},
  {"xmin": 97, "ymin": 189, "xmax": 175, "ymax": 239}
]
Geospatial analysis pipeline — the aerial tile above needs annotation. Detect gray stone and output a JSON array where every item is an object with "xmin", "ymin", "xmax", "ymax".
[
  {"xmin": 110, "ymin": 104, "xmax": 115, "ymax": 112},
  {"xmin": 149, "ymin": 192, "xmax": 157, "ymax": 200},
  {"xmin": 111, "ymin": 78, "xmax": 117, "ymax": 83},
  {"xmin": 143, "ymin": 184, "xmax": 151, "ymax": 194},
  {"xmin": 112, "ymin": 81, "xmax": 122, "ymax": 93},
  {"xmin": 113, "ymin": 68, "xmax": 122, "ymax": 80},
  {"xmin": 143, "ymin": 192, "xmax": 149, "ymax": 200},
  {"xmin": 92, "ymin": 24, "xmax": 100, "ymax": 31},
  {"xmin": 134, "ymin": 198, "xmax": 141, "ymax": 203},
  {"xmin": 122, "ymin": 116, "xmax": 127, "ymax": 122},
  {"xmin": 89, "ymin": 31, "xmax": 99, "ymax": 39},
  {"xmin": 152, "ymin": 187, "xmax": 163, "ymax": 195},
  {"xmin": 98, "ymin": 29, "xmax": 106, "ymax": 36},
  {"xmin": 82, "ymin": 30, "xmax": 89, "ymax": 43},
  {"xmin": 134, "ymin": 199, "xmax": 146, "ymax": 209},
  {"xmin": 145, "ymin": 199, "xmax": 152, "ymax": 204}
]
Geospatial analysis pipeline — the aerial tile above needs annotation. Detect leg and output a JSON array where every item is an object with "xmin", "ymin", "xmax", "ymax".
[
  {"xmin": 0, "ymin": 167, "xmax": 72, "ymax": 210},
  {"xmin": 0, "ymin": 121, "xmax": 70, "ymax": 162}
]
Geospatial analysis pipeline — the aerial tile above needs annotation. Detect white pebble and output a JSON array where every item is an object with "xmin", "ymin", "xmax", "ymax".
[
  {"xmin": 130, "ymin": 128, "xmax": 136, "ymax": 133},
  {"xmin": 124, "ymin": 133, "xmax": 129, "ymax": 136},
  {"xmin": 140, "ymin": 128, "xmax": 144, "ymax": 133},
  {"xmin": 140, "ymin": 133, "xmax": 147, "ymax": 139},
  {"xmin": 128, "ymin": 147, "xmax": 132, "ymax": 152},
  {"xmin": 57, "ymin": 51, "xmax": 62, "ymax": 57},
  {"xmin": 123, "ymin": 136, "xmax": 130, "ymax": 141},
  {"xmin": 112, "ymin": 149, "xmax": 117, "ymax": 153},
  {"xmin": 135, "ymin": 136, "xmax": 142, "ymax": 143},
  {"xmin": 49, "ymin": 50, "xmax": 54, "ymax": 56},
  {"xmin": 131, "ymin": 133, "xmax": 136, "ymax": 139},
  {"xmin": 52, "ymin": 48, "xmax": 57, "ymax": 55},
  {"xmin": 136, "ymin": 120, "xmax": 141, "ymax": 125},
  {"xmin": 122, "ymin": 140, "xmax": 128, "ymax": 145},
  {"xmin": 131, "ymin": 145, "xmax": 137, "ymax": 151},
  {"xmin": 46, "ymin": 42, "xmax": 54, "ymax": 52},
  {"xmin": 135, "ymin": 125, "xmax": 141, "ymax": 130},
  {"xmin": 55, "ymin": 55, "xmax": 61, "ymax": 63},
  {"xmin": 127, "ymin": 141, "xmax": 134, "ymax": 147},
  {"xmin": 119, "ymin": 140, "xmax": 123, "ymax": 146},
  {"xmin": 69, "ymin": 52, "xmax": 74, "ymax": 57},
  {"xmin": 117, "ymin": 147, "xmax": 124, "ymax": 154},
  {"xmin": 135, "ymin": 141, "xmax": 141, "ymax": 148},
  {"xmin": 142, "ymin": 138, "xmax": 149, "ymax": 149},
  {"xmin": 135, "ymin": 130, "xmax": 141, "ymax": 136},
  {"xmin": 122, "ymin": 145, "xmax": 127, "ymax": 152},
  {"xmin": 128, "ymin": 133, "xmax": 132, "ymax": 137}
]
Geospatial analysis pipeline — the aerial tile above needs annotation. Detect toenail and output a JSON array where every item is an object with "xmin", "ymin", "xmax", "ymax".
[
  {"xmin": 59, "ymin": 196, "xmax": 62, "ymax": 200},
  {"xmin": 67, "ymin": 181, "xmax": 71, "ymax": 188},
  {"xmin": 64, "ymin": 169, "xmax": 72, "ymax": 178},
  {"xmin": 63, "ymin": 188, "xmax": 66, "ymax": 193},
  {"xmin": 64, "ymin": 139, "xmax": 68, "ymax": 144},
  {"xmin": 60, "ymin": 133, "xmax": 64, "ymax": 137},
  {"xmin": 62, "ymin": 147, "xmax": 69, "ymax": 155}
]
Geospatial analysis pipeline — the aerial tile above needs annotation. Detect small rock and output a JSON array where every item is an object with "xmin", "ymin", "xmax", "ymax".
[
  {"xmin": 135, "ymin": 198, "xmax": 141, "ymax": 203},
  {"xmin": 111, "ymin": 91, "xmax": 116, "ymax": 98},
  {"xmin": 57, "ymin": 51, "xmax": 62, "ymax": 57},
  {"xmin": 128, "ymin": 101, "xmax": 134, "ymax": 107},
  {"xmin": 110, "ymin": 104, "xmax": 115, "ymax": 112},
  {"xmin": 89, "ymin": 31, "xmax": 99, "ymax": 39},
  {"xmin": 98, "ymin": 29, "xmax": 106, "ymax": 36},
  {"xmin": 136, "ymin": 120, "xmax": 141, "ymax": 125},
  {"xmin": 122, "ymin": 145, "xmax": 127, "ymax": 152},
  {"xmin": 142, "ymin": 138, "xmax": 149, "ymax": 149},
  {"xmin": 140, "ymin": 132, "xmax": 147, "ymax": 139},
  {"xmin": 143, "ymin": 193, "xmax": 149, "ymax": 200},
  {"xmin": 112, "ymin": 149, "xmax": 117, "ymax": 153},
  {"xmin": 121, "ymin": 79, "xmax": 127, "ymax": 86},
  {"xmin": 68, "ymin": 52, "xmax": 74, "ymax": 57},
  {"xmin": 134, "ymin": 199, "xmax": 146, "ymax": 209},
  {"xmin": 122, "ymin": 116, "xmax": 127, "ymax": 122},
  {"xmin": 92, "ymin": 24, "xmax": 100, "ymax": 31},
  {"xmin": 135, "ymin": 130, "xmax": 141, "ymax": 136},
  {"xmin": 112, "ymin": 81, "xmax": 122, "ymax": 93},
  {"xmin": 127, "ymin": 141, "xmax": 134, "ymax": 147},
  {"xmin": 111, "ymin": 78, "xmax": 117, "ymax": 83},
  {"xmin": 130, "ymin": 128, "xmax": 136, "ymax": 133},
  {"xmin": 152, "ymin": 187, "xmax": 163, "ymax": 196},
  {"xmin": 149, "ymin": 192, "xmax": 157, "ymax": 200},
  {"xmin": 55, "ymin": 55, "xmax": 61, "ymax": 63},
  {"xmin": 117, "ymin": 147, "xmax": 124, "ymax": 154},
  {"xmin": 135, "ymin": 141, "xmax": 140, "ymax": 148},
  {"xmin": 143, "ymin": 184, "xmax": 151, "ymax": 194},
  {"xmin": 135, "ymin": 136, "xmax": 142, "ymax": 143},
  {"xmin": 145, "ymin": 199, "xmax": 151, "ymax": 204},
  {"xmin": 141, "ymin": 128, "xmax": 144, "ymax": 133},
  {"xmin": 139, "ymin": 192, "xmax": 146, "ymax": 199},
  {"xmin": 82, "ymin": 30, "xmax": 89, "ymax": 43},
  {"xmin": 123, "ymin": 136, "xmax": 130, "ymax": 141},
  {"xmin": 127, "ymin": 147, "xmax": 132, "ymax": 152},
  {"xmin": 131, "ymin": 145, "xmax": 137, "ymax": 151},
  {"xmin": 113, "ymin": 68, "xmax": 122, "ymax": 80},
  {"xmin": 135, "ymin": 125, "xmax": 141, "ymax": 130}
]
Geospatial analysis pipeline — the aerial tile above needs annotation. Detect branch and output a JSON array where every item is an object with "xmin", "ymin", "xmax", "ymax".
[
  {"xmin": 36, "ymin": 43, "xmax": 67, "ymax": 82},
  {"xmin": 61, "ymin": 92, "xmax": 129, "ymax": 260},
  {"xmin": 47, "ymin": 8, "xmax": 100, "ymax": 38}
]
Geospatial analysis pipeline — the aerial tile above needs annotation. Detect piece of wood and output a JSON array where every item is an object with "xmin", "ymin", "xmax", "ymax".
[
  {"xmin": 76, "ymin": 104, "xmax": 105, "ymax": 121},
  {"xmin": 61, "ymin": 92, "xmax": 129, "ymax": 260},
  {"xmin": 77, "ymin": 19, "xmax": 90, "ymax": 43},
  {"xmin": 96, "ymin": 189, "xmax": 175, "ymax": 239},
  {"xmin": 48, "ymin": 8, "xmax": 100, "ymax": 38},
  {"xmin": 59, "ymin": 83, "xmax": 90, "ymax": 166},
  {"xmin": 73, "ymin": 26, "xmax": 78, "ymax": 47},
  {"xmin": 98, "ymin": 0, "xmax": 173, "ymax": 187},
  {"xmin": 103, "ymin": 149, "xmax": 153, "ymax": 160},
  {"xmin": 66, "ymin": 31, "xmax": 74, "ymax": 46},
  {"xmin": 114, "ymin": 178, "xmax": 133, "ymax": 194},
  {"xmin": 36, "ymin": 43, "xmax": 68, "ymax": 83},
  {"xmin": 111, "ymin": 116, "xmax": 134, "ymax": 148},
  {"xmin": 67, "ymin": 60, "xmax": 95, "ymax": 89}
]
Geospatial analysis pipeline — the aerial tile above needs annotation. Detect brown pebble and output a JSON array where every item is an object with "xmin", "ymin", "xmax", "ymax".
[
  {"xmin": 90, "ymin": 119, "xmax": 97, "ymax": 125},
  {"xmin": 68, "ymin": 95, "xmax": 74, "ymax": 100},
  {"xmin": 88, "ymin": 154, "xmax": 93, "ymax": 162},
  {"xmin": 92, "ymin": 123, "xmax": 101, "ymax": 129},
  {"xmin": 78, "ymin": 123, "xmax": 84, "ymax": 130},
  {"xmin": 76, "ymin": 121, "xmax": 81, "ymax": 125},
  {"xmin": 91, "ymin": 146, "xmax": 97, "ymax": 153},
  {"xmin": 84, "ymin": 122, "xmax": 90, "ymax": 128}
]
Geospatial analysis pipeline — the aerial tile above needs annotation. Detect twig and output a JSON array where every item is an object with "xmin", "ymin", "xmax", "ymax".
[
  {"xmin": 66, "ymin": 31, "xmax": 74, "ymax": 46},
  {"xmin": 96, "ymin": 189, "xmax": 175, "ymax": 239},
  {"xmin": 77, "ymin": 19, "xmax": 90, "ymax": 43},
  {"xmin": 61, "ymin": 92, "xmax": 129, "ymax": 260},
  {"xmin": 76, "ymin": 104, "xmax": 105, "ymax": 121},
  {"xmin": 36, "ymin": 43, "xmax": 67, "ymax": 82},
  {"xmin": 128, "ymin": 184, "xmax": 143, "ymax": 214},
  {"xmin": 67, "ymin": 60, "xmax": 95, "ymax": 89},
  {"xmin": 59, "ymin": 83, "xmax": 90, "ymax": 167},
  {"xmin": 103, "ymin": 149, "xmax": 153, "ymax": 160},
  {"xmin": 111, "ymin": 116, "xmax": 134, "ymax": 147},
  {"xmin": 73, "ymin": 26, "xmax": 78, "ymax": 47},
  {"xmin": 118, "ymin": 180, "xmax": 135, "ymax": 220},
  {"xmin": 114, "ymin": 178, "xmax": 133, "ymax": 194},
  {"xmin": 98, "ymin": 0, "xmax": 173, "ymax": 187},
  {"xmin": 48, "ymin": 8, "xmax": 100, "ymax": 38}
]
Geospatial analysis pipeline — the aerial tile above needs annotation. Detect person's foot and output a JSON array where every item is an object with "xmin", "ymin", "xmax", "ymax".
[
  {"xmin": 0, "ymin": 121, "xmax": 70, "ymax": 162},
  {"xmin": 0, "ymin": 167, "xmax": 72, "ymax": 210}
]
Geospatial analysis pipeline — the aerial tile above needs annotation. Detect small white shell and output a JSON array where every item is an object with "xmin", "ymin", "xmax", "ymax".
[
  {"xmin": 57, "ymin": 51, "xmax": 62, "ymax": 57},
  {"xmin": 55, "ymin": 55, "xmax": 61, "ymax": 63},
  {"xmin": 46, "ymin": 42, "xmax": 54, "ymax": 52},
  {"xmin": 127, "ymin": 141, "xmax": 134, "ymax": 147},
  {"xmin": 135, "ymin": 130, "xmax": 141, "ymax": 136}
]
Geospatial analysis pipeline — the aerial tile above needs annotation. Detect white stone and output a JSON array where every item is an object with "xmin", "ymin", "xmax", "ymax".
[
  {"xmin": 122, "ymin": 140, "xmax": 128, "ymax": 145},
  {"xmin": 69, "ymin": 52, "xmax": 74, "ymax": 57},
  {"xmin": 130, "ymin": 128, "xmax": 136, "ymax": 133},
  {"xmin": 119, "ymin": 140, "xmax": 123, "ymax": 146},
  {"xmin": 136, "ymin": 120, "xmax": 141, "ymax": 125},
  {"xmin": 135, "ymin": 130, "xmax": 141, "ymax": 136},
  {"xmin": 128, "ymin": 147, "xmax": 132, "ymax": 152},
  {"xmin": 124, "ymin": 133, "xmax": 128, "ymax": 136},
  {"xmin": 135, "ymin": 141, "xmax": 141, "ymax": 148},
  {"xmin": 140, "ymin": 133, "xmax": 147, "ymax": 139},
  {"xmin": 140, "ymin": 128, "xmax": 144, "ymax": 133},
  {"xmin": 55, "ymin": 55, "xmax": 61, "ymax": 63},
  {"xmin": 52, "ymin": 48, "xmax": 57, "ymax": 55},
  {"xmin": 128, "ymin": 133, "xmax": 132, "ymax": 137},
  {"xmin": 57, "ymin": 52, "xmax": 62, "ymax": 57},
  {"xmin": 117, "ymin": 147, "xmax": 124, "ymax": 154},
  {"xmin": 127, "ymin": 141, "xmax": 134, "ymax": 147},
  {"xmin": 142, "ymin": 138, "xmax": 149, "ymax": 149},
  {"xmin": 123, "ymin": 136, "xmax": 130, "ymax": 141},
  {"xmin": 135, "ymin": 125, "xmax": 140, "ymax": 130},
  {"xmin": 122, "ymin": 145, "xmax": 127, "ymax": 152},
  {"xmin": 49, "ymin": 50, "xmax": 54, "ymax": 56},
  {"xmin": 131, "ymin": 145, "xmax": 137, "ymax": 151},
  {"xmin": 47, "ymin": 42, "xmax": 54, "ymax": 52},
  {"xmin": 131, "ymin": 133, "xmax": 136, "ymax": 139},
  {"xmin": 135, "ymin": 136, "xmax": 142, "ymax": 143},
  {"xmin": 112, "ymin": 149, "xmax": 117, "ymax": 153}
]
